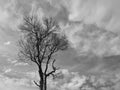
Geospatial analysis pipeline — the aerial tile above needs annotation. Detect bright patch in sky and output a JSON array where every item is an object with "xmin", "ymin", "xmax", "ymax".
[
  {"xmin": 4, "ymin": 68, "xmax": 12, "ymax": 73},
  {"xmin": 4, "ymin": 41, "xmax": 11, "ymax": 45}
]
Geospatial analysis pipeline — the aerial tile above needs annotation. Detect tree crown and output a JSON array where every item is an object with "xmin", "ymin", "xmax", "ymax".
[{"xmin": 18, "ymin": 15, "xmax": 68, "ymax": 76}]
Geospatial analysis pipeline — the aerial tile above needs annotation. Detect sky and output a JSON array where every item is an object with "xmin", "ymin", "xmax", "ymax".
[{"xmin": 1, "ymin": 0, "xmax": 120, "ymax": 90}]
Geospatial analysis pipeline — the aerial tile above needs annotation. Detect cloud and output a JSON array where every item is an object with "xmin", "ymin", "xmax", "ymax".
[
  {"xmin": 4, "ymin": 68, "xmax": 12, "ymax": 73},
  {"xmin": 20, "ymin": 0, "xmax": 119, "ymax": 57},
  {"xmin": 64, "ymin": 24, "xmax": 120, "ymax": 56},
  {"xmin": 47, "ymin": 69, "xmax": 86, "ymax": 90},
  {"xmin": 52, "ymin": 0, "xmax": 120, "ymax": 57},
  {"xmin": 37, "ymin": 0, "xmax": 120, "ymax": 57},
  {"xmin": 7, "ymin": 58, "xmax": 17, "ymax": 64},
  {"xmin": 14, "ymin": 62, "xmax": 28, "ymax": 66},
  {"xmin": 4, "ymin": 41, "xmax": 11, "ymax": 45},
  {"xmin": 0, "ymin": 74, "xmax": 37, "ymax": 90},
  {"xmin": 57, "ymin": 0, "xmax": 120, "ymax": 31},
  {"xmin": 47, "ymin": 69, "xmax": 120, "ymax": 90},
  {"xmin": 0, "ymin": 0, "xmax": 22, "ymax": 30},
  {"xmin": 26, "ymin": 71, "xmax": 39, "ymax": 80},
  {"xmin": 69, "ymin": 55, "xmax": 120, "ymax": 76},
  {"xmin": 1, "ymin": 0, "xmax": 120, "ymax": 89},
  {"xmin": 0, "ymin": 69, "xmax": 84, "ymax": 90}
]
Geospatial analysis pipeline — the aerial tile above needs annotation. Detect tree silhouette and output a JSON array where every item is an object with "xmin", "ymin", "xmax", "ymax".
[{"xmin": 18, "ymin": 15, "xmax": 68, "ymax": 90}]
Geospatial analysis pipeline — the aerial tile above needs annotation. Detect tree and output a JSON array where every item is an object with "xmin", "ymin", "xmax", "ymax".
[{"xmin": 18, "ymin": 15, "xmax": 68, "ymax": 90}]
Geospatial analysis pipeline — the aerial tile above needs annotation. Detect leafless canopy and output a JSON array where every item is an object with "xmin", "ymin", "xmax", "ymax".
[{"xmin": 18, "ymin": 15, "xmax": 68, "ymax": 90}]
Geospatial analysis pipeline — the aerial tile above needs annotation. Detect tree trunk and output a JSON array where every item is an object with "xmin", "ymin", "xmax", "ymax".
[
  {"xmin": 39, "ymin": 66, "xmax": 44, "ymax": 90},
  {"xmin": 38, "ymin": 67, "xmax": 48, "ymax": 90},
  {"xmin": 44, "ymin": 76, "xmax": 47, "ymax": 90},
  {"xmin": 39, "ymin": 77, "xmax": 47, "ymax": 90},
  {"xmin": 40, "ymin": 79, "xmax": 43, "ymax": 90},
  {"xmin": 39, "ymin": 73, "xmax": 44, "ymax": 90}
]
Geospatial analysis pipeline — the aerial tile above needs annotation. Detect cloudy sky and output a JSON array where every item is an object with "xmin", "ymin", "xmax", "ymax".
[{"xmin": 1, "ymin": 0, "xmax": 120, "ymax": 90}]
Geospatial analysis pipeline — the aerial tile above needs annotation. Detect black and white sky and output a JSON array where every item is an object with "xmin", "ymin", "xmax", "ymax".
[{"xmin": 1, "ymin": 0, "xmax": 120, "ymax": 90}]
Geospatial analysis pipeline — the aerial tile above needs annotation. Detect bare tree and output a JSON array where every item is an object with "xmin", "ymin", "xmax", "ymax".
[{"xmin": 18, "ymin": 15, "xmax": 68, "ymax": 90}]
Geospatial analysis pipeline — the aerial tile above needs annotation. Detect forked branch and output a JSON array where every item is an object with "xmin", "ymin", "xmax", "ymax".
[{"xmin": 46, "ymin": 59, "xmax": 59, "ymax": 77}]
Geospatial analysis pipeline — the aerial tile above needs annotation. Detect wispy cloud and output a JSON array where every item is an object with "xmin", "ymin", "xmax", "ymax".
[
  {"xmin": 1, "ymin": 0, "xmax": 120, "ymax": 89},
  {"xmin": 0, "ymin": 74, "xmax": 37, "ymax": 90},
  {"xmin": 1, "ymin": 0, "xmax": 120, "ymax": 57},
  {"xmin": 64, "ymin": 24, "xmax": 120, "ymax": 56},
  {"xmin": 47, "ymin": 69, "xmax": 120, "ymax": 90},
  {"xmin": 52, "ymin": 0, "xmax": 120, "ymax": 57},
  {"xmin": 4, "ymin": 68, "xmax": 12, "ymax": 73},
  {"xmin": 4, "ymin": 41, "xmax": 11, "ymax": 45}
]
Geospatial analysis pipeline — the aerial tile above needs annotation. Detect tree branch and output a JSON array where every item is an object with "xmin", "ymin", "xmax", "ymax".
[
  {"xmin": 40, "ymin": 44, "xmax": 47, "ymax": 62},
  {"xmin": 46, "ymin": 59, "xmax": 59, "ymax": 77},
  {"xmin": 34, "ymin": 81, "xmax": 40, "ymax": 87},
  {"xmin": 44, "ymin": 46, "xmax": 56, "ymax": 75}
]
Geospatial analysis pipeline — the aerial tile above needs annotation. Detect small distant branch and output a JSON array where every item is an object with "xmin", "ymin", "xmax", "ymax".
[{"xmin": 34, "ymin": 81, "xmax": 40, "ymax": 87}]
